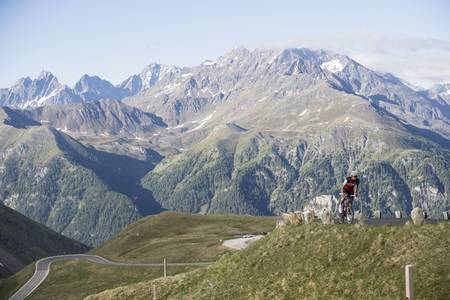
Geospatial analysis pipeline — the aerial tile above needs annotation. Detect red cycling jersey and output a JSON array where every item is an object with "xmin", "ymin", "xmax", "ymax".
[{"xmin": 342, "ymin": 176, "xmax": 359, "ymax": 195}]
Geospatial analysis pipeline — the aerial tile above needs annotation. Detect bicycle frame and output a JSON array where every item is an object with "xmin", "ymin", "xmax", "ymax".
[{"xmin": 340, "ymin": 194, "xmax": 354, "ymax": 224}]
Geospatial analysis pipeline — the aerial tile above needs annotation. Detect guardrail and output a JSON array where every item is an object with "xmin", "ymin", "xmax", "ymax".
[{"xmin": 276, "ymin": 209, "xmax": 450, "ymax": 227}]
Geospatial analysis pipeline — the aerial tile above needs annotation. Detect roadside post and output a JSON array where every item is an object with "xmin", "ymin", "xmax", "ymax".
[
  {"xmin": 153, "ymin": 284, "xmax": 157, "ymax": 300},
  {"xmin": 405, "ymin": 265, "xmax": 413, "ymax": 300},
  {"xmin": 163, "ymin": 258, "xmax": 167, "ymax": 278}
]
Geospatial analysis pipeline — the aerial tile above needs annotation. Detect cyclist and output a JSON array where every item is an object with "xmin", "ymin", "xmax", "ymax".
[{"xmin": 340, "ymin": 171, "xmax": 359, "ymax": 217}]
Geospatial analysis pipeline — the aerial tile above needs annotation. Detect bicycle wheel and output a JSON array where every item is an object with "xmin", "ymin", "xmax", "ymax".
[{"xmin": 346, "ymin": 206, "xmax": 354, "ymax": 224}]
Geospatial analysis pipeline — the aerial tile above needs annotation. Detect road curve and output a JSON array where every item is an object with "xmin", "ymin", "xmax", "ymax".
[{"xmin": 9, "ymin": 254, "xmax": 212, "ymax": 300}]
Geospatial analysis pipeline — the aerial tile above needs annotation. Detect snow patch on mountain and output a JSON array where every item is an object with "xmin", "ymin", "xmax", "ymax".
[
  {"xmin": 202, "ymin": 60, "xmax": 217, "ymax": 66},
  {"xmin": 299, "ymin": 109, "xmax": 308, "ymax": 116},
  {"xmin": 320, "ymin": 59, "xmax": 345, "ymax": 74},
  {"xmin": 165, "ymin": 83, "xmax": 181, "ymax": 90},
  {"xmin": 36, "ymin": 88, "xmax": 62, "ymax": 106},
  {"xmin": 191, "ymin": 111, "xmax": 215, "ymax": 131}
]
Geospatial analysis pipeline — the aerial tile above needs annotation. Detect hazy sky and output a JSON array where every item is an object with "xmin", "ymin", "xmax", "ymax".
[{"xmin": 1, "ymin": 0, "xmax": 449, "ymax": 88}]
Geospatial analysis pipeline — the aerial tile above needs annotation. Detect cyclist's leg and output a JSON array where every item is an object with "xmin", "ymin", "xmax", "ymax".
[
  {"xmin": 341, "ymin": 194, "xmax": 349, "ymax": 219},
  {"xmin": 348, "ymin": 196, "xmax": 353, "ymax": 210}
]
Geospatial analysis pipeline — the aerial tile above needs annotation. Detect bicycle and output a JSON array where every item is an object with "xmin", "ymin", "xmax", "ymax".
[{"xmin": 339, "ymin": 194, "xmax": 355, "ymax": 224}]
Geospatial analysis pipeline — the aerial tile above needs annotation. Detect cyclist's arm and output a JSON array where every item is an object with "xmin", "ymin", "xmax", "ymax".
[{"xmin": 342, "ymin": 179, "xmax": 348, "ymax": 189}]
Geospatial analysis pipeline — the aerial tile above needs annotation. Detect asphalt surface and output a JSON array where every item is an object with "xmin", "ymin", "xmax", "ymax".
[
  {"xmin": 9, "ymin": 254, "xmax": 212, "ymax": 300},
  {"xmin": 222, "ymin": 235, "xmax": 265, "ymax": 250}
]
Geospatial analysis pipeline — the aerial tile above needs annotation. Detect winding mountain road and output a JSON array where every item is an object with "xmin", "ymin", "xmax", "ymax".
[
  {"xmin": 9, "ymin": 254, "xmax": 212, "ymax": 300},
  {"xmin": 9, "ymin": 218, "xmax": 447, "ymax": 299}
]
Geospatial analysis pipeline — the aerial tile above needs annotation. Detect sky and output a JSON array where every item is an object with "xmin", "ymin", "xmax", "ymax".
[{"xmin": 1, "ymin": 0, "xmax": 449, "ymax": 88}]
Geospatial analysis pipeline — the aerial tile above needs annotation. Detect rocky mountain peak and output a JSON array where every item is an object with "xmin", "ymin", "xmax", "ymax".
[
  {"xmin": 73, "ymin": 74, "xmax": 125, "ymax": 102},
  {"xmin": 430, "ymin": 83, "xmax": 450, "ymax": 96},
  {"xmin": 224, "ymin": 47, "xmax": 251, "ymax": 59},
  {"xmin": 37, "ymin": 70, "xmax": 56, "ymax": 80},
  {"xmin": 75, "ymin": 74, "xmax": 109, "ymax": 89},
  {"xmin": 118, "ymin": 74, "xmax": 142, "ymax": 95},
  {"xmin": 11, "ymin": 76, "xmax": 32, "ymax": 89},
  {"xmin": 140, "ymin": 63, "xmax": 181, "ymax": 88}
]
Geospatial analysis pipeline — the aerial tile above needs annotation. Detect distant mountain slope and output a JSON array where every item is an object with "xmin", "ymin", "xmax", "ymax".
[
  {"xmin": 26, "ymin": 99, "xmax": 167, "ymax": 137},
  {"xmin": 0, "ymin": 204, "xmax": 89, "ymax": 278},
  {"xmin": 141, "ymin": 83, "xmax": 450, "ymax": 217},
  {"xmin": 427, "ymin": 83, "xmax": 450, "ymax": 104},
  {"xmin": 0, "ymin": 106, "xmax": 40, "ymax": 128},
  {"xmin": 124, "ymin": 48, "xmax": 450, "ymax": 139},
  {"xmin": 73, "ymin": 75, "xmax": 127, "ymax": 102},
  {"xmin": 118, "ymin": 63, "xmax": 182, "ymax": 95},
  {"xmin": 0, "ymin": 107, "xmax": 162, "ymax": 246}
]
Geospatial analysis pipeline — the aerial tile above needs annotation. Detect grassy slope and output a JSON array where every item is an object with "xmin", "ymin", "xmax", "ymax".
[
  {"xmin": 5, "ymin": 212, "xmax": 274, "ymax": 300},
  {"xmin": 93, "ymin": 211, "xmax": 276, "ymax": 263},
  {"xmin": 0, "ymin": 204, "xmax": 89, "ymax": 277},
  {"xmin": 29, "ymin": 261, "xmax": 194, "ymax": 300},
  {"xmin": 0, "ymin": 264, "xmax": 35, "ymax": 299},
  {"xmin": 86, "ymin": 222, "xmax": 450, "ymax": 300},
  {"xmin": 0, "ymin": 203, "xmax": 88, "ymax": 299}
]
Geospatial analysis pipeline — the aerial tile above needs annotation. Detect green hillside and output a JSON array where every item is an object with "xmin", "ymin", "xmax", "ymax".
[
  {"xmin": 0, "ymin": 112, "xmax": 160, "ymax": 246},
  {"xmin": 143, "ymin": 125, "xmax": 450, "ymax": 218},
  {"xmin": 2, "ymin": 212, "xmax": 275, "ymax": 300},
  {"xmin": 93, "ymin": 211, "xmax": 275, "ymax": 263},
  {"xmin": 0, "ymin": 204, "xmax": 89, "ymax": 278},
  {"xmin": 138, "ymin": 84, "xmax": 450, "ymax": 218},
  {"xmin": 86, "ymin": 222, "xmax": 450, "ymax": 300}
]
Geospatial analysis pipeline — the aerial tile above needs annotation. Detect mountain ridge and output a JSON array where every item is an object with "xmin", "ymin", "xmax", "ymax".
[
  {"xmin": 25, "ymin": 99, "xmax": 167, "ymax": 137},
  {"xmin": 2, "ymin": 47, "xmax": 449, "ymax": 139}
]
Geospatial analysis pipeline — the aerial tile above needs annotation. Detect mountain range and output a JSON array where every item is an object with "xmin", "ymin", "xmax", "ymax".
[
  {"xmin": 0, "ymin": 63, "xmax": 182, "ymax": 109},
  {"xmin": 2, "ymin": 49, "xmax": 449, "ymax": 138},
  {"xmin": 1, "ymin": 47, "xmax": 450, "ymax": 246}
]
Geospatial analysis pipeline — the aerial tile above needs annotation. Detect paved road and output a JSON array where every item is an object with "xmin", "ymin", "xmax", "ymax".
[
  {"xmin": 9, "ymin": 254, "xmax": 212, "ymax": 300},
  {"xmin": 223, "ymin": 235, "xmax": 265, "ymax": 250}
]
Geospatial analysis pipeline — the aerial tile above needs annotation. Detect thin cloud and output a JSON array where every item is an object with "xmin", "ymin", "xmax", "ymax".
[{"xmin": 260, "ymin": 33, "xmax": 450, "ymax": 88}]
